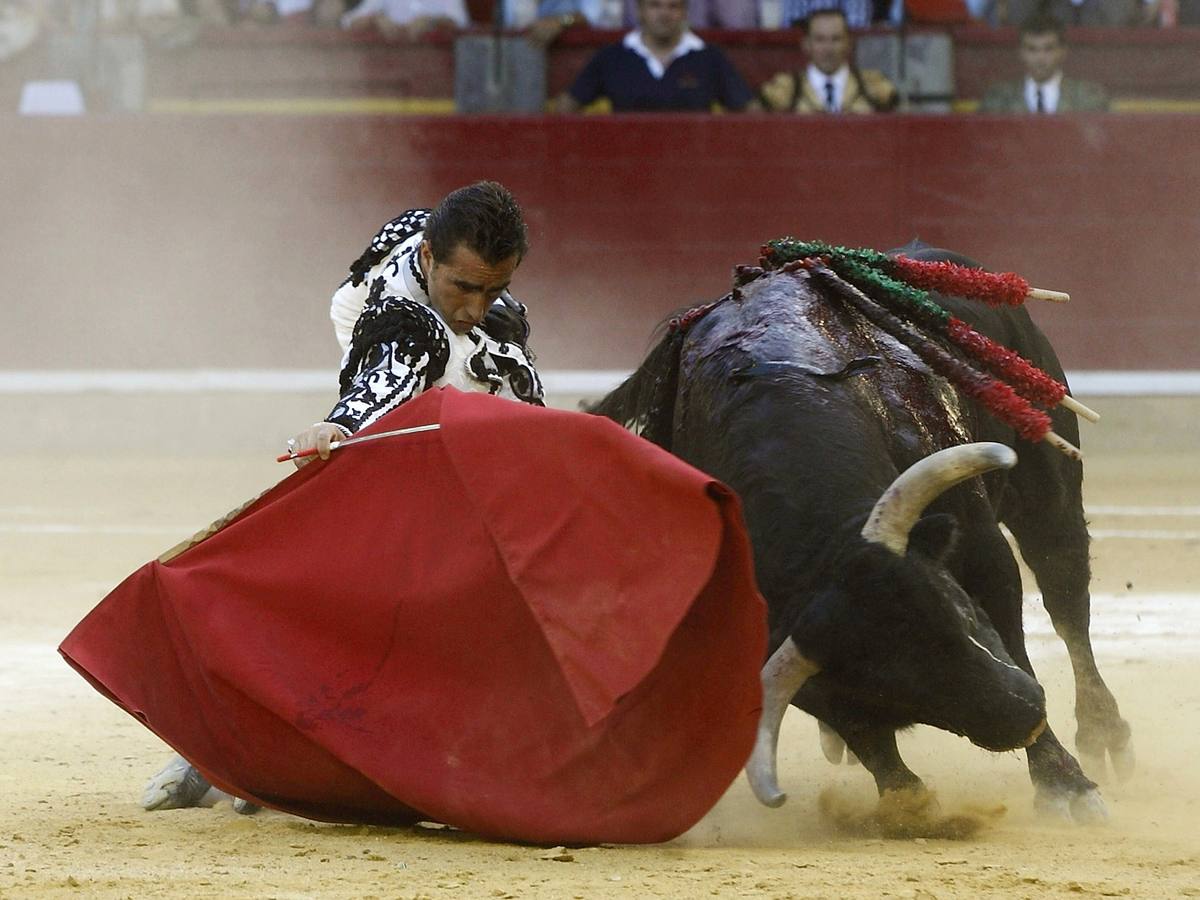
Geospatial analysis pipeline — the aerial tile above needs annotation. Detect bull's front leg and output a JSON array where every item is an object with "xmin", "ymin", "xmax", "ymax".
[
  {"xmin": 796, "ymin": 693, "xmax": 924, "ymax": 796},
  {"xmin": 1011, "ymin": 519, "xmax": 1134, "ymax": 784},
  {"xmin": 1002, "ymin": 438, "xmax": 1134, "ymax": 784},
  {"xmin": 1024, "ymin": 722, "xmax": 1107, "ymax": 824},
  {"xmin": 958, "ymin": 524, "xmax": 1107, "ymax": 824},
  {"xmin": 803, "ymin": 703, "xmax": 977, "ymax": 839}
]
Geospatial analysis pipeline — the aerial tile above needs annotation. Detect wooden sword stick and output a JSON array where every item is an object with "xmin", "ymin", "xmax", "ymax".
[
  {"xmin": 1026, "ymin": 288, "xmax": 1070, "ymax": 303},
  {"xmin": 276, "ymin": 423, "xmax": 441, "ymax": 463},
  {"xmin": 1059, "ymin": 395, "xmax": 1100, "ymax": 423},
  {"xmin": 159, "ymin": 423, "xmax": 442, "ymax": 564}
]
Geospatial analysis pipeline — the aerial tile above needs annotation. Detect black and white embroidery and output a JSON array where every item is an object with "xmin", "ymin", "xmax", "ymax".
[
  {"xmin": 346, "ymin": 209, "xmax": 431, "ymax": 288},
  {"xmin": 466, "ymin": 332, "xmax": 504, "ymax": 396},
  {"xmin": 407, "ymin": 248, "xmax": 429, "ymax": 295},
  {"xmin": 491, "ymin": 342, "xmax": 545, "ymax": 405},
  {"xmin": 465, "ymin": 331, "xmax": 545, "ymax": 406},
  {"xmin": 328, "ymin": 292, "xmax": 451, "ymax": 434}
]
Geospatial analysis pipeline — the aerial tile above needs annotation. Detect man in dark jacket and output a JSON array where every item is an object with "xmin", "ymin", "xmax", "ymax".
[{"xmin": 554, "ymin": 0, "xmax": 754, "ymax": 112}]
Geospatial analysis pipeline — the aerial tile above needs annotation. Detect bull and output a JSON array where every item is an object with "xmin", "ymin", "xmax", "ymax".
[{"xmin": 590, "ymin": 242, "xmax": 1132, "ymax": 824}]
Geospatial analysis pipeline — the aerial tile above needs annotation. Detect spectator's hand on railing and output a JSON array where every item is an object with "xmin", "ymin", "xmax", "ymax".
[
  {"xmin": 405, "ymin": 13, "xmax": 457, "ymax": 38},
  {"xmin": 375, "ymin": 13, "xmax": 405, "ymax": 37},
  {"xmin": 551, "ymin": 92, "xmax": 581, "ymax": 113},
  {"xmin": 526, "ymin": 12, "xmax": 581, "ymax": 48}
]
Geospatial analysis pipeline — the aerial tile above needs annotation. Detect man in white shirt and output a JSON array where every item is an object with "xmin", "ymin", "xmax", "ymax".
[
  {"xmin": 553, "ymin": 0, "xmax": 754, "ymax": 112},
  {"xmin": 979, "ymin": 13, "xmax": 1109, "ymax": 113},
  {"xmin": 759, "ymin": 8, "xmax": 896, "ymax": 114}
]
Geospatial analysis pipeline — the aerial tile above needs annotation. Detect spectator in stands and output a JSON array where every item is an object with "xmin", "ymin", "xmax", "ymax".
[
  {"xmin": 759, "ymin": 9, "xmax": 896, "ymax": 113},
  {"xmin": 1001, "ymin": 0, "xmax": 1138, "ymax": 25},
  {"xmin": 553, "ymin": 0, "xmax": 754, "ymax": 112},
  {"xmin": 341, "ymin": 0, "xmax": 468, "ymax": 37},
  {"xmin": 979, "ymin": 13, "xmax": 1109, "ymax": 113}
]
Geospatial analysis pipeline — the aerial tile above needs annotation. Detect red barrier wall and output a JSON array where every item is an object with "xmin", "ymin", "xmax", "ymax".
[{"xmin": 4, "ymin": 114, "xmax": 1197, "ymax": 373}]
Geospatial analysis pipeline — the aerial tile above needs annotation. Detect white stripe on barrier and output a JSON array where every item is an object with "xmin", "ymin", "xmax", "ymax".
[
  {"xmin": 0, "ymin": 524, "xmax": 196, "ymax": 535},
  {"xmin": 0, "ymin": 370, "xmax": 1199, "ymax": 396},
  {"xmin": 1067, "ymin": 371, "xmax": 1200, "ymax": 396},
  {"xmin": 1090, "ymin": 529, "xmax": 1200, "ymax": 541},
  {"xmin": 1087, "ymin": 506, "xmax": 1200, "ymax": 517}
]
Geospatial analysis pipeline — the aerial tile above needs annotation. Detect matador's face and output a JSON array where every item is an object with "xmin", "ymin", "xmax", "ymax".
[{"xmin": 420, "ymin": 240, "xmax": 519, "ymax": 335}]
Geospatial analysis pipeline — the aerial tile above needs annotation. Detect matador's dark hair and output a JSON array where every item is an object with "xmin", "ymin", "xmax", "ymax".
[{"xmin": 424, "ymin": 181, "xmax": 529, "ymax": 266}]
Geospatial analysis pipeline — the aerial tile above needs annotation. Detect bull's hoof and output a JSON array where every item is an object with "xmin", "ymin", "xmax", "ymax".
[
  {"xmin": 1034, "ymin": 786, "xmax": 1108, "ymax": 825},
  {"xmin": 141, "ymin": 754, "xmax": 211, "ymax": 811},
  {"xmin": 1070, "ymin": 788, "xmax": 1109, "ymax": 825}
]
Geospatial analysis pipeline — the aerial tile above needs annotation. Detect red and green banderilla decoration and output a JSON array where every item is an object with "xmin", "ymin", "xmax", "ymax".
[{"xmin": 758, "ymin": 239, "xmax": 1098, "ymax": 460}]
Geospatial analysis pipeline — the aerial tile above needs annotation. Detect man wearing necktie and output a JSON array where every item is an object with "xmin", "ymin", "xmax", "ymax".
[
  {"xmin": 979, "ymin": 13, "xmax": 1110, "ymax": 114},
  {"xmin": 759, "ymin": 8, "xmax": 897, "ymax": 114}
]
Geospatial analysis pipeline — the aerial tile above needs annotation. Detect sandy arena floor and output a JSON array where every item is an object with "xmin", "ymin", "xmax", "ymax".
[{"xmin": 1, "ymin": 406, "xmax": 1199, "ymax": 898}]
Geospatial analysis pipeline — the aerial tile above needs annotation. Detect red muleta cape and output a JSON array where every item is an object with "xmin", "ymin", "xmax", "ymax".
[{"xmin": 60, "ymin": 388, "xmax": 767, "ymax": 844}]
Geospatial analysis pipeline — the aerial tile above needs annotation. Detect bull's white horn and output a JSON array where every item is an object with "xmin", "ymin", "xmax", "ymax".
[
  {"xmin": 861, "ymin": 442, "xmax": 1017, "ymax": 555},
  {"xmin": 745, "ymin": 637, "xmax": 821, "ymax": 808}
]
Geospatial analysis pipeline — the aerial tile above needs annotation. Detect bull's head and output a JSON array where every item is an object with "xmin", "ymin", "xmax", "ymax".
[{"xmin": 746, "ymin": 442, "xmax": 1047, "ymax": 807}]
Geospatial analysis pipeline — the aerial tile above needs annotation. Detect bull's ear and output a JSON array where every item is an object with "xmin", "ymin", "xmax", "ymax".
[{"xmin": 907, "ymin": 513, "xmax": 959, "ymax": 563}]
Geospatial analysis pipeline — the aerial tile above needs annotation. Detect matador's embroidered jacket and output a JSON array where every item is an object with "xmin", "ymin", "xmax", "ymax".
[{"xmin": 325, "ymin": 209, "xmax": 544, "ymax": 436}]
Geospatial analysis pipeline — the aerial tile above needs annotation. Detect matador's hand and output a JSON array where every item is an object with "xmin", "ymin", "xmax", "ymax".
[{"xmin": 288, "ymin": 422, "xmax": 347, "ymax": 469}]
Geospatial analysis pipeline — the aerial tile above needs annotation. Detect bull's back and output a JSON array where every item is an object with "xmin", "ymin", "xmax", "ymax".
[
  {"xmin": 680, "ymin": 269, "xmax": 976, "ymax": 467},
  {"xmin": 672, "ymin": 270, "xmax": 974, "ymax": 524}
]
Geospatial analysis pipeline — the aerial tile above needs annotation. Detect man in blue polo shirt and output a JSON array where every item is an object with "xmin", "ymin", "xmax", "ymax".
[{"xmin": 553, "ymin": 0, "xmax": 754, "ymax": 112}]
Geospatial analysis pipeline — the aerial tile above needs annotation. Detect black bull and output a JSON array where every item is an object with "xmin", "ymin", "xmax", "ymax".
[{"xmin": 590, "ymin": 247, "xmax": 1133, "ymax": 824}]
